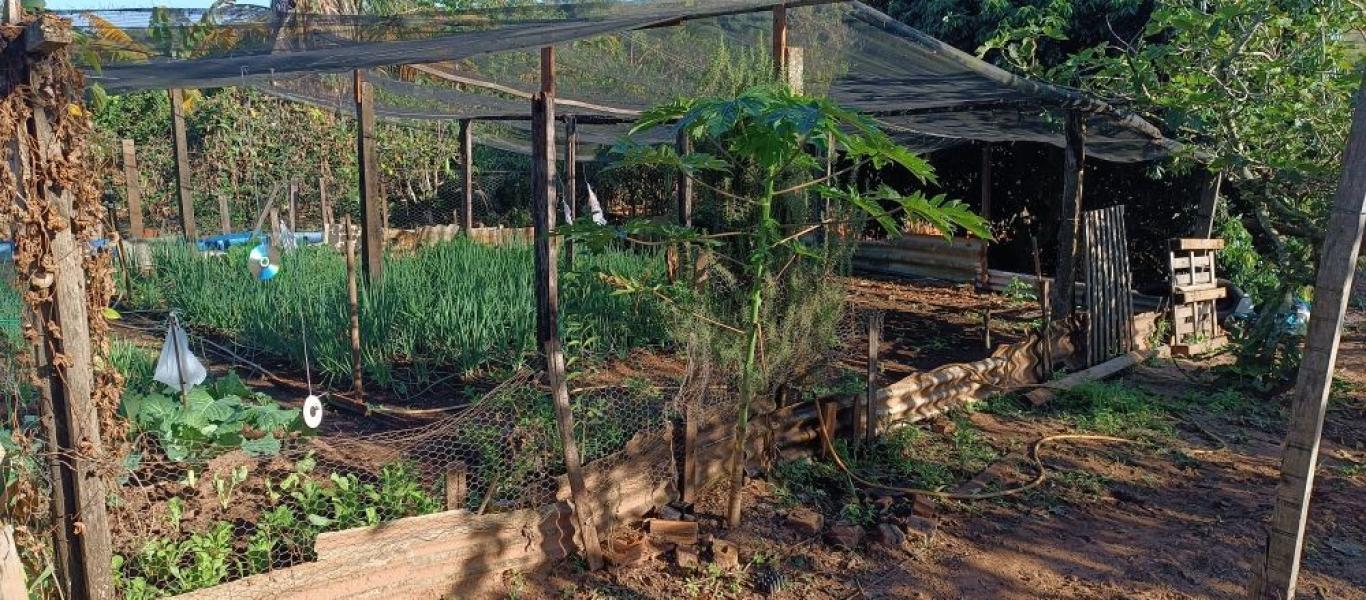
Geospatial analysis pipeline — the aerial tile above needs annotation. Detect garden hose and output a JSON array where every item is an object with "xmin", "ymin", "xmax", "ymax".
[{"xmin": 812, "ymin": 406, "xmax": 1134, "ymax": 500}]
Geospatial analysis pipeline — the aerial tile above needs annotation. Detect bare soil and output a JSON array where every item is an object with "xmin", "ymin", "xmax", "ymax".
[{"xmin": 525, "ymin": 308, "xmax": 1366, "ymax": 600}]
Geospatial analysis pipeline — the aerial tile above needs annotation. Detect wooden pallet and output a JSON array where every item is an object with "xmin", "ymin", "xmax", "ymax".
[{"xmin": 1169, "ymin": 238, "xmax": 1228, "ymax": 356}]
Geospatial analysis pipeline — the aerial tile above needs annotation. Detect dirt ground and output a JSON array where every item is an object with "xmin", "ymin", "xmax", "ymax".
[{"xmin": 526, "ymin": 308, "xmax": 1366, "ymax": 600}]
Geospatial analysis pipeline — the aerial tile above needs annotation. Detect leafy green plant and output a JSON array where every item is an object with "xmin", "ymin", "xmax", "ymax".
[
  {"xmin": 120, "ymin": 372, "xmax": 302, "ymax": 462},
  {"xmin": 580, "ymin": 85, "xmax": 989, "ymax": 527},
  {"xmin": 1050, "ymin": 381, "xmax": 1172, "ymax": 439}
]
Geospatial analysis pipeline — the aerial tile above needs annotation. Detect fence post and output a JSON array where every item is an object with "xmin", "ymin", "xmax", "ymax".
[
  {"xmin": 169, "ymin": 88, "xmax": 196, "ymax": 243},
  {"xmin": 771, "ymin": 3, "xmax": 787, "ymax": 81},
  {"xmin": 564, "ymin": 115, "xmax": 577, "ymax": 264},
  {"xmin": 1050, "ymin": 111, "xmax": 1085, "ymax": 321},
  {"xmin": 354, "ymin": 70, "xmax": 383, "ymax": 281},
  {"xmin": 460, "ymin": 118, "xmax": 474, "ymax": 235},
  {"xmin": 865, "ymin": 310, "xmax": 883, "ymax": 444},
  {"xmin": 29, "ymin": 106, "xmax": 117, "ymax": 599},
  {"xmin": 120, "ymin": 138, "xmax": 144, "ymax": 238},
  {"xmin": 676, "ymin": 129, "xmax": 693, "ymax": 227},
  {"xmin": 344, "ymin": 215, "xmax": 363, "ymax": 398},
  {"xmin": 1249, "ymin": 79, "xmax": 1366, "ymax": 600},
  {"xmin": 532, "ymin": 86, "xmax": 603, "ymax": 570}
]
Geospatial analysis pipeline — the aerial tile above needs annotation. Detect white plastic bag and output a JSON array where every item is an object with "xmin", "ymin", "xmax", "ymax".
[
  {"xmin": 154, "ymin": 317, "xmax": 207, "ymax": 393},
  {"xmin": 585, "ymin": 182, "xmax": 607, "ymax": 226}
]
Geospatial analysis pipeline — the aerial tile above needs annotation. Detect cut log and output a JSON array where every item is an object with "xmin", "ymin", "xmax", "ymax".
[{"xmin": 647, "ymin": 519, "xmax": 699, "ymax": 545}]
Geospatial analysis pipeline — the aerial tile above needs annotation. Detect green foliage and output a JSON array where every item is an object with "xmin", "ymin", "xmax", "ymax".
[
  {"xmin": 116, "ymin": 457, "xmax": 442, "ymax": 599},
  {"xmin": 1049, "ymin": 381, "xmax": 1172, "ymax": 439},
  {"xmin": 120, "ymin": 373, "xmax": 302, "ymax": 463},
  {"xmin": 109, "ymin": 340, "xmax": 157, "ymax": 394},
  {"xmin": 127, "ymin": 238, "xmax": 668, "ymax": 391}
]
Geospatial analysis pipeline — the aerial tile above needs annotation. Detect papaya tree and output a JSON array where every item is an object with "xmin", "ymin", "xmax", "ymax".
[{"xmin": 566, "ymin": 85, "xmax": 990, "ymax": 526}]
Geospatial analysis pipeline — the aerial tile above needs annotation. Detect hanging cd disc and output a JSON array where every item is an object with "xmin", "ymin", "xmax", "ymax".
[
  {"xmin": 248, "ymin": 243, "xmax": 281, "ymax": 281},
  {"xmin": 302, "ymin": 394, "xmax": 323, "ymax": 429}
]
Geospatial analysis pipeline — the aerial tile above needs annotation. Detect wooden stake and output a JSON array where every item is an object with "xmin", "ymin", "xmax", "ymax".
[
  {"xmin": 540, "ymin": 46, "xmax": 555, "ymax": 95},
  {"xmin": 120, "ymin": 139, "xmax": 144, "ymax": 239},
  {"xmin": 216, "ymin": 192, "xmax": 231, "ymax": 234},
  {"xmin": 1250, "ymin": 80, "xmax": 1366, "ymax": 600},
  {"xmin": 682, "ymin": 390, "xmax": 700, "ymax": 504},
  {"xmin": 865, "ymin": 310, "xmax": 883, "ymax": 444},
  {"xmin": 444, "ymin": 463, "xmax": 468, "ymax": 511},
  {"xmin": 354, "ymin": 70, "xmax": 383, "ymax": 281},
  {"xmin": 771, "ymin": 3, "xmax": 787, "ymax": 81},
  {"xmin": 460, "ymin": 118, "xmax": 475, "ymax": 234},
  {"xmin": 676, "ymin": 128, "xmax": 693, "ymax": 227},
  {"xmin": 288, "ymin": 178, "xmax": 298, "ymax": 232},
  {"xmin": 343, "ymin": 215, "xmax": 364, "ymax": 399},
  {"xmin": 1050, "ymin": 111, "xmax": 1085, "ymax": 321},
  {"xmin": 532, "ymin": 92, "xmax": 603, "ymax": 571},
  {"xmin": 169, "ymin": 88, "xmax": 196, "ymax": 243}
]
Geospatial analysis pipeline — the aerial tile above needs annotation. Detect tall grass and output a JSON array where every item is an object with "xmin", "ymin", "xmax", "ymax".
[
  {"xmin": 126, "ymin": 239, "xmax": 670, "ymax": 391},
  {"xmin": 1, "ymin": 263, "xmax": 19, "ymax": 348}
]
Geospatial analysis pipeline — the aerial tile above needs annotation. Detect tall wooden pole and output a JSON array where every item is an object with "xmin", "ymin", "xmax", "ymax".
[
  {"xmin": 344, "ymin": 215, "xmax": 363, "ymax": 398},
  {"xmin": 1249, "ymin": 81, "xmax": 1366, "ymax": 600},
  {"xmin": 979, "ymin": 143, "xmax": 993, "ymax": 287},
  {"xmin": 565, "ymin": 116, "xmax": 577, "ymax": 263},
  {"xmin": 1192, "ymin": 171, "xmax": 1223, "ymax": 238},
  {"xmin": 677, "ymin": 129, "xmax": 693, "ymax": 227},
  {"xmin": 532, "ymin": 91, "xmax": 604, "ymax": 571},
  {"xmin": 120, "ymin": 139, "xmax": 145, "ymax": 239},
  {"xmin": 460, "ymin": 118, "xmax": 474, "ymax": 234},
  {"xmin": 1050, "ymin": 111, "xmax": 1085, "ymax": 321},
  {"xmin": 354, "ymin": 70, "xmax": 383, "ymax": 281},
  {"xmin": 772, "ymin": 3, "xmax": 787, "ymax": 81},
  {"xmin": 30, "ymin": 105, "xmax": 116, "ymax": 600},
  {"xmin": 169, "ymin": 88, "xmax": 196, "ymax": 243}
]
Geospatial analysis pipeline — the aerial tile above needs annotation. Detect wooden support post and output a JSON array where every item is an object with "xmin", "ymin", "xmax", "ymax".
[
  {"xmin": 771, "ymin": 3, "xmax": 787, "ymax": 81},
  {"xmin": 1050, "ymin": 111, "xmax": 1085, "ymax": 321},
  {"xmin": 565, "ymin": 116, "xmax": 577, "ymax": 264},
  {"xmin": 444, "ymin": 462, "xmax": 468, "ymax": 511},
  {"xmin": 820, "ymin": 400, "xmax": 839, "ymax": 459},
  {"xmin": 532, "ymin": 92, "xmax": 603, "ymax": 571},
  {"xmin": 320, "ymin": 165, "xmax": 333, "ymax": 234},
  {"xmin": 682, "ymin": 395, "xmax": 699, "ymax": 504},
  {"xmin": 540, "ymin": 46, "xmax": 555, "ymax": 95},
  {"xmin": 865, "ymin": 311, "xmax": 883, "ymax": 444},
  {"xmin": 343, "ymin": 215, "xmax": 363, "ymax": 398},
  {"xmin": 354, "ymin": 70, "xmax": 383, "ymax": 281},
  {"xmin": 1031, "ymin": 230, "xmax": 1054, "ymax": 380},
  {"xmin": 460, "ymin": 119, "xmax": 475, "ymax": 234},
  {"xmin": 169, "ymin": 88, "xmax": 196, "ymax": 243},
  {"xmin": 269, "ymin": 207, "xmax": 280, "ymax": 242},
  {"xmin": 216, "ymin": 193, "xmax": 231, "ymax": 234},
  {"xmin": 978, "ymin": 144, "xmax": 993, "ymax": 287},
  {"xmin": 676, "ymin": 129, "xmax": 693, "ymax": 228},
  {"xmin": 29, "ymin": 107, "xmax": 116, "ymax": 600},
  {"xmin": 1193, "ymin": 170, "xmax": 1223, "ymax": 238},
  {"xmin": 120, "ymin": 139, "xmax": 144, "ymax": 239},
  {"xmin": 1250, "ymin": 81, "xmax": 1366, "ymax": 600},
  {"xmin": 3, "ymin": 0, "xmax": 20, "ymax": 24},
  {"xmin": 288, "ymin": 178, "xmax": 298, "ymax": 232}
]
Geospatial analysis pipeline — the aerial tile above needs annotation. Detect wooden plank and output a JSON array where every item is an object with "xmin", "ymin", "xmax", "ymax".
[
  {"xmin": 682, "ymin": 391, "xmax": 699, "ymax": 504},
  {"xmin": 31, "ymin": 107, "xmax": 116, "ymax": 600},
  {"xmin": 1250, "ymin": 79, "xmax": 1366, "ymax": 600},
  {"xmin": 0, "ymin": 525, "xmax": 25, "ymax": 600},
  {"xmin": 978, "ymin": 143, "xmax": 993, "ymax": 286},
  {"xmin": 1026, "ymin": 348, "xmax": 1157, "ymax": 406},
  {"xmin": 1170, "ymin": 238, "xmax": 1226, "ymax": 251},
  {"xmin": 1170, "ymin": 255, "xmax": 1213, "ymax": 269},
  {"xmin": 1175, "ymin": 286, "xmax": 1226, "ymax": 303},
  {"xmin": 460, "ymin": 119, "xmax": 474, "ymax": 234},
  {"xmin": 120, "ymin": 139, "xmax": 145, "ymax": 238},
  {"xmin": 1171, "ymin": 336, "xmax": 1228, "ymax": 357},
  {"xmin": 1083, "ymin": 210, "xmax": 1097, "ymax": 365},
  {"xmin": 169, "ymin": 88, "xmax": 196, "ymax": 243},
  {"xmin": 1050, "ymin": 111, "xmax": 1085, "ymax": 320},
  {"xmin": 532, "ymin": 92, "xmax": 604, "ymax": 571},
  {"xmin": 354, "ymin": 71, "xmax": 384, "ymax": 281},
  {"xmin": 647, "ymin": 520, "xmax": 698, "ymax": 545},
  {"xmin": 179, "ymin": 504, "xmax": 573, "ymax": 600}
]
